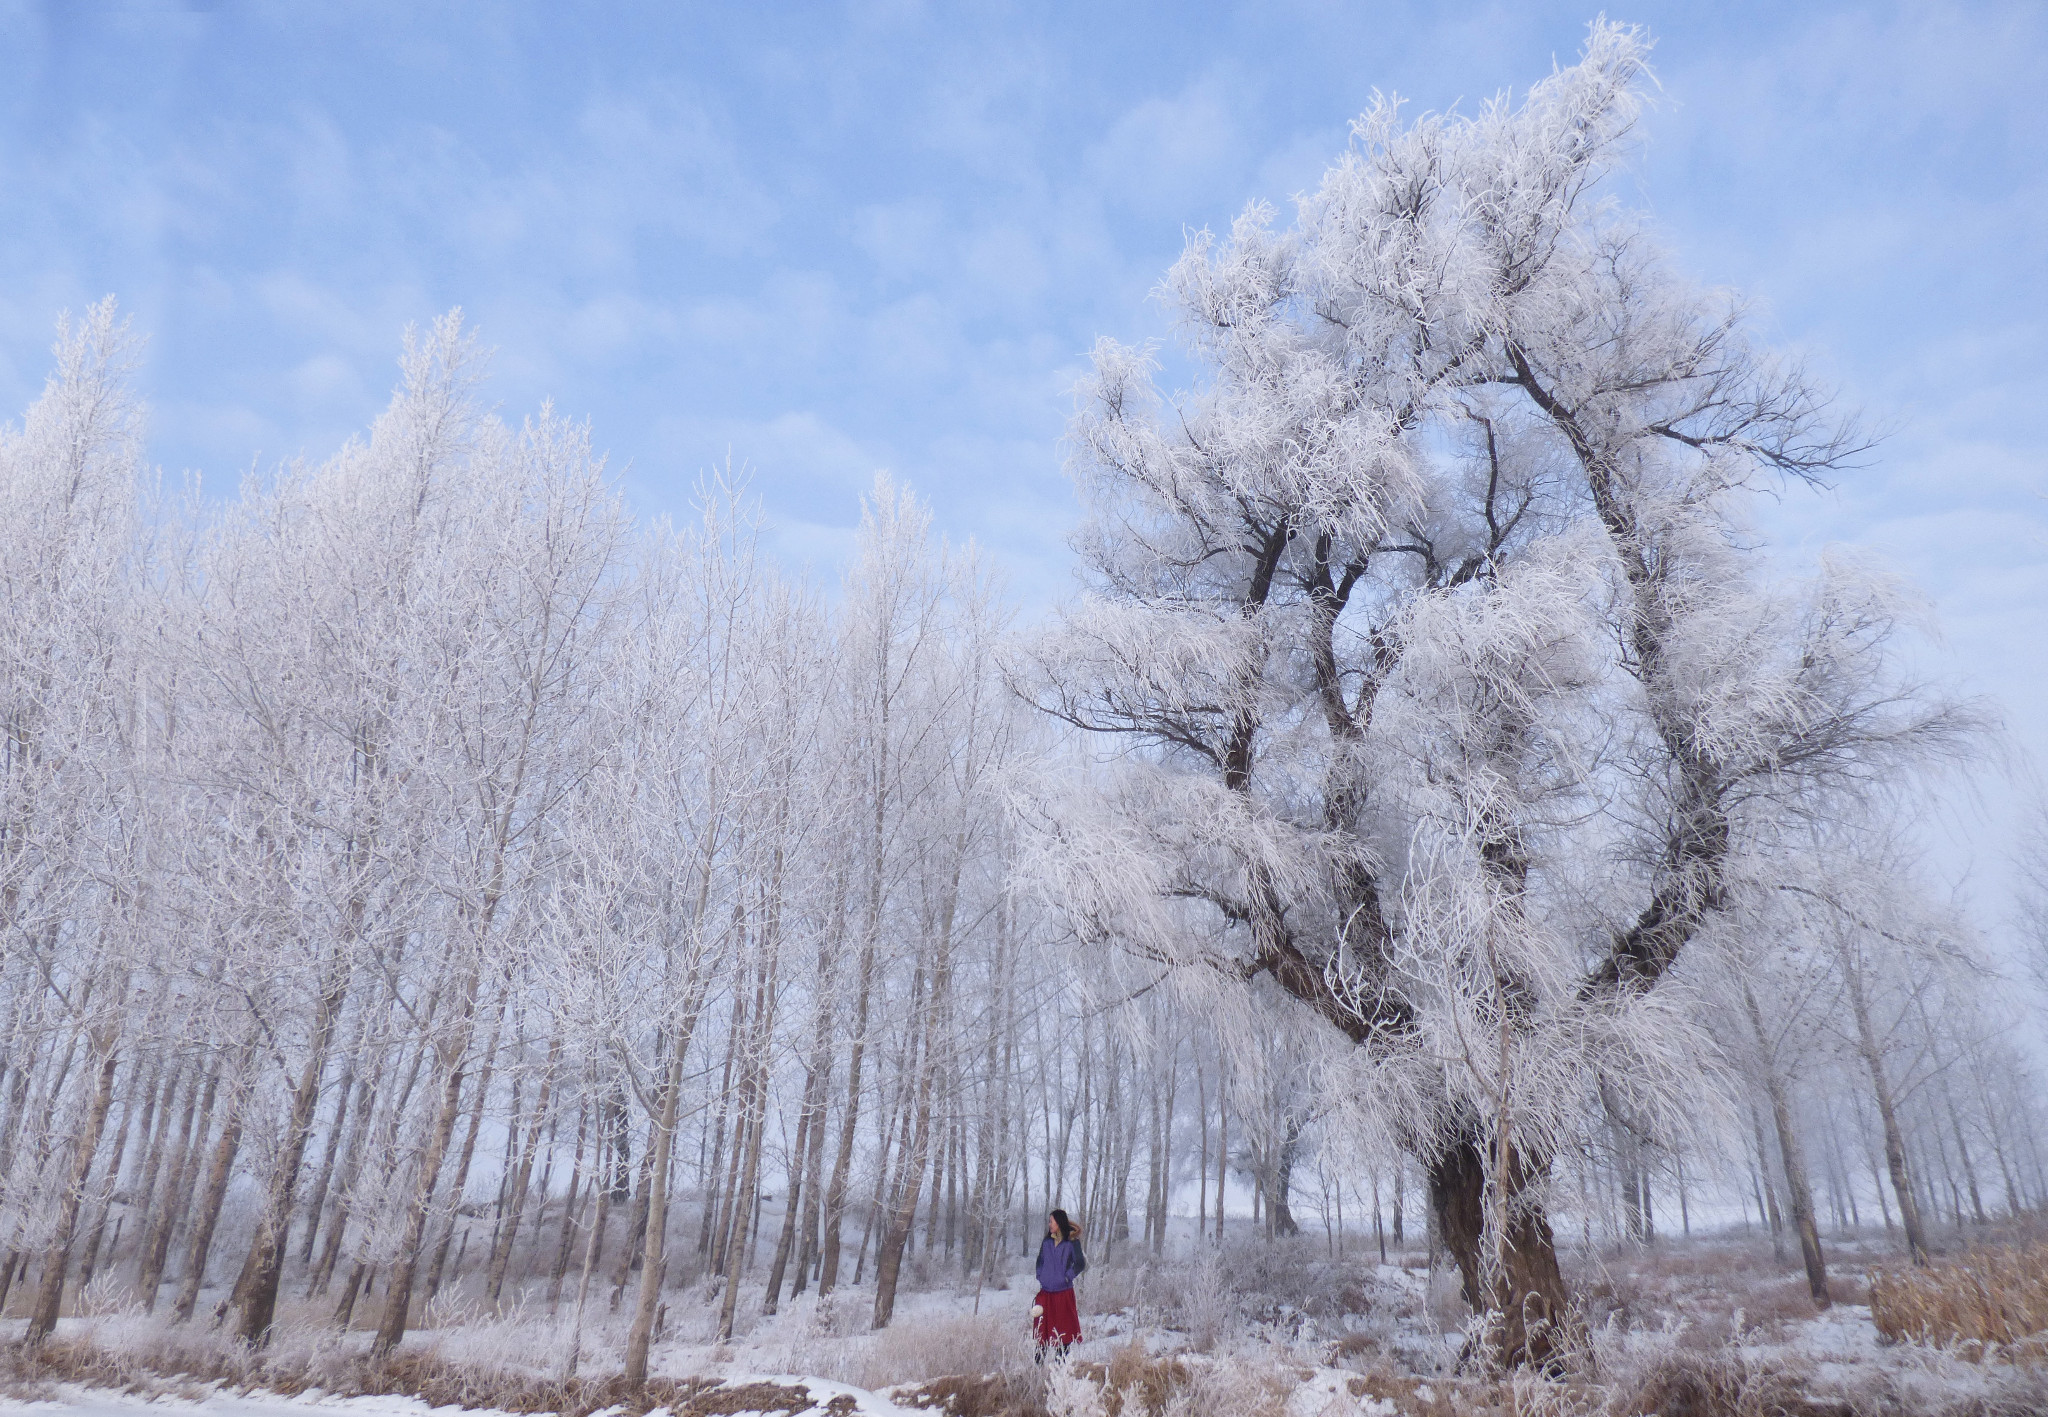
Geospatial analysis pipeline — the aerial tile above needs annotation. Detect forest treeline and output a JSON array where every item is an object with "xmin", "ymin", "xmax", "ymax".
[{"xmin": 3, "ymin": 23, "xmax": 2046, "ymax": 1386}]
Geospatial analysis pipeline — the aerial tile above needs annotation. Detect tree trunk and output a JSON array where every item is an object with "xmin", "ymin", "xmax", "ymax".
[
  {"xmin": 25, "ymin": 1047, "xmax": 120, "ymax": 1349},
  {"xmin": 77, "ymin": 1050, "xmax": 149, "ymax": 1288},
  {"xmin": 1196, "ymin": 1057, "xmax": 1209, "ymax": 1241},
  {"xmin": 564, "ymin": 1174, "xmax": 611, "ymax": 1380},
  {"xmin": 1215, "ymin": 1071, "xmax": 1228, "ymax": 1238},
  {"xmin": 1271, "ymin": 1114, "xmax": 1302, "ymax": 1238},
  {"xmin": 427, "ymin": 995, "xmax": 510, "ymax": 1301},
  {"xmin": 299, "ymin": 1059, "xmax": 356, "ymax": 1265},
  {"xmin": 717, "ymin": 1060, "xmax": 767, "ymax": 1341},
  {"xmin": 1765, "ymin": 1081, "xmax": 1830, "ymax": 1307},
  {"xmin": 172, "ymin": 1074, "xmax": 247, "ymax": 1324},
  {"xmin": 236, "ymin": 968, "xmax": 347, "ymax": 1344},
  {"xmin": 546, "ymin": 1100, "xmax": 590, "ymax": 1311},
  {"xmin": 698, "ymin": 1001, "xmax": 743, "ymax": 1258},
  {"xmin": 818, "ymin": 926, "xmax": 877, "ymax": 1295},
  {"xmin": 762, "ymin": 1081, "xmax": 813, "ymax": 1314},
  {"xmin": 1425, "ymin": 1129, "xmax": 1572, "ymax": 1372},
  {"xmin": 872, "ymin": 1013, "xmax": 936, "ymax": 1329},
  {"xmin": 1943, "ymin": 1085, "xmax": 1988, "ymax": 1226},
  {"xmin": 1741, "ymin": 983, "xmax": 1829, "ymax": 1308},
  {"xmin": 122, "ymin": 1059, "xmax": 184, "ymax": 1274},
  {"xmin": 624, "ymin": 1040, "xmax": 686, "ymax": 1390},
  {"xmin": 370, "ymin": 1010, "xmax": 475, "ymax": 1359},
  {"xmin": 790, "ymin": 1058, "xmax": 832, "ymax": 1300},
  {"xmin": 1750, "ymin": 1106, "xmax": 1787, "ymax": 1259},
  {"xmin": 486, "ymin": 1036, "xmax": 561, "ymax": 1304},
  {"xmin": 139, "ymin": 1063, "xmax": 215, "ymax": 1311},
  {"xmin": 1840, "ymin": 942, "xmax": 1928, "ymax": 1263}
]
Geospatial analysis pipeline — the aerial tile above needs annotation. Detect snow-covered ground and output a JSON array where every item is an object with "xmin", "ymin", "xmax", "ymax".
[
  {"xmin": 2, "ymin": 1378, "xmax": 916, "ymax": 1417},
  {"xmin": 7, "ymin": 1234, "xmax": 2045, "ymax": 1416}
]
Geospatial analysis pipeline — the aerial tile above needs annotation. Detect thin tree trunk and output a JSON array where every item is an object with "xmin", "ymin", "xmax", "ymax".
[
  {"xmin": 236, "ymin": 963, "xmax": 348, "ymax": 1344},
  {"xmin": 717, "ymin": 1056, "xmax": 768, "ymax": 1341},
  {"xmin": 1215, "ymin": 1070, "xmax": 1228, "ymax": 1239},
  {"xmin": 872, "ymin": 988, "xmax": 937, "ymax": 1329},
  {"xmin": 1196, "ymin": 1056, "xmax": 1209, "ymax": 1242},
  {"xmin": 1943, "ymin": 1084, "xmax": 1988, "ymax": 1226},
  {"xmin": 486, "ymin": 1036, "xmax": 561, "ymax": 1304},
  {"xmin": 25, "ymin": 1046, "xmax": 120, "ymax": 1349},
  {"xmin": 1741, "ymin": 982, "xmax": 1829, "ymax": 1308},
  {"xmin": 370, "ymin": 973, "xmax": 479, "ymax": 1359},
  {"xmin": 77, "ymin": 1050, "xmax": 149, "ymax": 1288},
  {"xmin": 427, "ymin": 991, "xmax": 510, "ymax": 1300},
  {"xmin": 299, "ymin": 1057, "xmax": 356, "ymax": 1265},
  {"xmin": 625, "ymin": 1036, "xmax": 687, "ymax": 1389},
  {"xmin": 818, "ymin": 925, "xmax": 877, "ymax": 1295},
  {"xmin": 171, "ymin": 1059, "xmax": 251, "ymax": 1324},
  {"xmin": 762, "ymin": 1078, "xmax": 814, "ymax": 1314},
  {"xmin": 699, "ymin": 999, "xmax": 743, "ymax": 1258},
  {"xmin": 122, "ymin": 1059, "xmax": 184, "ymax": 1274},
  {"xmin": 547, "ymin": 1098, "xmax": 590, "ymax": 1311},
  {"xmin": 1840, "ymin": 943, "xmax": 1928, "ymax": 1263},
  {"xmin": 139, "ymin": 1063, "xmax": 215, "ymax": 1311},
  {"xmin": 564, "ymin": 1175, "xmax": 611, "ymax": 1380}
]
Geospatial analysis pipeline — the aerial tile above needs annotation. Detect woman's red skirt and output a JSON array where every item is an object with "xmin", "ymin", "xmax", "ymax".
[{"xmin": 1033, "ymin": 1286, "xmax": 1082, "ymax": 1348}]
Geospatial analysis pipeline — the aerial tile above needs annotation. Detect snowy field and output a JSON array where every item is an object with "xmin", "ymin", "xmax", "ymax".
[{"xmin": 5, "ymin": 1230, "xmax": 2046, "ymax": 1417}]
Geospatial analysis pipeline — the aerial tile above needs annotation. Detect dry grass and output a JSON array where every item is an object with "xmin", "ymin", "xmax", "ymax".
[
  {"xmin": 1598, "ymin": 1349, "xmax": 1856, "ymax": 1417},
  {"xmin": 1869, "ymin": 1238, "xmax": 2048, "ymax": 1359},
  {"xmin": 893, "ymin": 1338, "xmax": 1284, "ymax": 1417},
  {"xmin": 1572, "ymin": 1237, "xmax": 1842, "ymax": 1347},
  {"xmin": 808, "ymin": 1308, "xmax": 1035, "ymax": 1391},
  {"xmin": 0, "ymin": 1329, "xmax": 833, "ymax": 1416},
  {"xmin": 1092, "ymin": 1339, "xmax": 1192, "ymax": 1417},
  {"xmin": 893, "ymin": 1369, "xmax": 1047, "ymax": 1417},
  {"xmin": 1343, "ymin": 1365, "xmax": 1498, "ymax": 1417}
]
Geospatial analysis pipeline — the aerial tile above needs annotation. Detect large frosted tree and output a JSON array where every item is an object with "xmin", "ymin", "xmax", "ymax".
[{"xmin": 1019, "ymin": 23, "xmax": 1961, "ymax": 1368}]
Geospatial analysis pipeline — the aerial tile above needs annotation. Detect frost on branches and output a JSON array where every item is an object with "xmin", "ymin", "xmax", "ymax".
[
  {"xmin": 0, "ymin": 303, "xmax": 1032, "ymax": 1378},
  {"xmin": 1014, "ymin": 22, "xmax": 1970, "ymax": 1369}
]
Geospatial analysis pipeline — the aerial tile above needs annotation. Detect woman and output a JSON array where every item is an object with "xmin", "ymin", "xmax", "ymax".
[{"xmin": 1031, "ymin": 1209, "xmax": 1086, "ymax": 1356}]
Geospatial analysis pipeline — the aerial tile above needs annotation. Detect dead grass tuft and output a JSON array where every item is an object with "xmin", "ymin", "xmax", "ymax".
[
  {"xmin": 1869, "ymin": 1238, "xmax": 2048, "ymax": 1360},
  {"xmin": 1345, "ymin": 1366, "xmax": 1471, "ymax": 1417},
  {"xmin": 1603, "ymin": 1349, "xmax": 1854, "ymax": 1417},
  {"xmin": 1099, "ymin": 1340, "xmax": 1191, "ymax": 1417},
  {"xmin": 1328, "ymin": 1330, "xmax": 1380, "ymax": 1365},
  {"xmin": 894, "ymin": 1370, "xmax": 1047, "ymax": 1417},
  {"xmin": 682, "ymin": 1380, "xmax": 820, "ymax": 1414}
]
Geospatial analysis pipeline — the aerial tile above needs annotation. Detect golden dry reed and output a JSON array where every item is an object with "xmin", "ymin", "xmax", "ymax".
[{"xmin": 1868, "ymin": 1239, "xmax": 2048, "ymax": 1359}]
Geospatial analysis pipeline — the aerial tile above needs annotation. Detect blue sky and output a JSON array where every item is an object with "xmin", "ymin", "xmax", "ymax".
[{"xmin": 3, "ymin": 1, "xmax": 2045, "ymax": 908}]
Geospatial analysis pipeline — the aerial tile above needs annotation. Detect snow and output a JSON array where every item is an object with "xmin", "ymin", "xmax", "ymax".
[{"xmin": 3, "ymin": 1376, "xmax": 920, "ymax": 1417}]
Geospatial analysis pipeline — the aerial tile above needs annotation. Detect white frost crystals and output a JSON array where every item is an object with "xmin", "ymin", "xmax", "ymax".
[
  {"xmin": 0, "ymin": 20, "xmax": 2025, "ymax": 1400},
  {"xmin": 1012, "ymin": 20, "xmax": 1975, "ymax": 1369}
]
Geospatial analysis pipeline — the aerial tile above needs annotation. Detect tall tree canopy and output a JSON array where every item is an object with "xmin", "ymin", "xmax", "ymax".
[{"xmin": 1019, "ymin": 21, "xmax": 1966, "ymax": 1368}]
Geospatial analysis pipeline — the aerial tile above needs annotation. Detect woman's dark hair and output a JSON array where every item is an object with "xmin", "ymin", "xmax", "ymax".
[{"xmin": 1049, "ymin": 1208, "xmax": 1076, "ymax": 1242}]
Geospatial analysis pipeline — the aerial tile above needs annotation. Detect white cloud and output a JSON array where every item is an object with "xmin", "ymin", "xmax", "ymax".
[{"xmin": 1085, "ymin": 77, "xmax": 1250, "ymax": 223}]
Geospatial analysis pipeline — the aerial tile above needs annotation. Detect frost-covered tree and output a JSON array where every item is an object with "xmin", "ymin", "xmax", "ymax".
[
  {"xmin": 0, "ymin": 302, "xmax": 158, "ymax": 1350},
  {"xmin": 1017, "ymin": 23, "xmax": 1965, "ymax": 1367}
]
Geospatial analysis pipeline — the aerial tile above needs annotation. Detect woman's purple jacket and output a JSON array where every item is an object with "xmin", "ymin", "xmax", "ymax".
[{"xmin": 1035, "ymin": 1236, "xmax": 1086, "ymax": 1293}]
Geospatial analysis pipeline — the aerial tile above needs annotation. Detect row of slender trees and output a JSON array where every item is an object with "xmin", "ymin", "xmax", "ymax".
[
  {"xmin": 0, "ymin": 305, "xmax": 1055, "ymax": 1373},
  {"xmin": 0, "ymin": 307, "xmax": 1453, "ymax": 1374}
]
